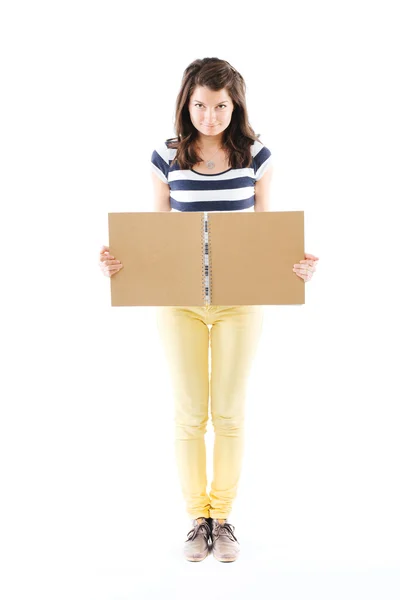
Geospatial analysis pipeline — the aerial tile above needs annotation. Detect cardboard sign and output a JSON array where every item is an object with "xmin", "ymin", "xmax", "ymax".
[{"xmin": 108, "ymin": 211, "xmax": 304, "ymax": 307}]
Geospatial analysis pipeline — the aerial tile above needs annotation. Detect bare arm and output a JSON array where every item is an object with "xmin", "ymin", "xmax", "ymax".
[
  {"xmin": 254, "ymin": 165, "xmax": 274, "ymax": 212},
  {"xmin": 151, "ymin": 171, "xmax": 171, "ymax": 212}
]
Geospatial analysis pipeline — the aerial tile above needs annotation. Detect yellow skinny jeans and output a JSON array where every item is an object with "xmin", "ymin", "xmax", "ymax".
[{"xmin": 156, "ymin": 303, "xmax": 264, "ymax": 520}]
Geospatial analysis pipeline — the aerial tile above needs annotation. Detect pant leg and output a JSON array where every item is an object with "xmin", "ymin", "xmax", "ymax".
[
  {"xmin": 208, "ymin": 305, "xmax": 264, "ymax": 520},
  {"xmin": 156, "ymin": 306, "xmax": 211, "ymax": 519}
]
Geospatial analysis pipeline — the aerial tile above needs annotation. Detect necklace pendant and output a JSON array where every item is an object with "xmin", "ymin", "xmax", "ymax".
[{"xmin": 206, "ymin": 160, "xmax": 215, "ymax": 169}]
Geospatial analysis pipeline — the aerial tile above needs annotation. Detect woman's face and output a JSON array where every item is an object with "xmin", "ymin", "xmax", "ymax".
[{"xmin": 188, "ymin": 85, "xmax": 234, "ymax": 140}]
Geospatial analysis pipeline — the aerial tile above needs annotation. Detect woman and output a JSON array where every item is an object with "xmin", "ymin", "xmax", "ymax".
[{"xmin": 99, "ymin": 57, "xmax": 319, "ymax": 563}]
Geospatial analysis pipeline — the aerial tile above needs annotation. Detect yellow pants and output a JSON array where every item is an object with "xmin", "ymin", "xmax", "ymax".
[{"xmin": 156, "ymin": 304, "xmax": 264, "ymax": 520}]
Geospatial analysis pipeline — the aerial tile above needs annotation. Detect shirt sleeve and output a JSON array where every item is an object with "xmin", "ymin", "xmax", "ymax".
[
  {"xmin": 150, "ymin": 142, "xmax": 170, "ymax": 183},
  {"xmin": 253, "ymin": 142, "xmax": 273, "ymax": 181}
]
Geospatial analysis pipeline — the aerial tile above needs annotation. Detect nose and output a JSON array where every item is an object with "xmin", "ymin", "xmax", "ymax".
[{"xmin": 204, "ymin": 108, "xmax": 217, "ymax": 124}]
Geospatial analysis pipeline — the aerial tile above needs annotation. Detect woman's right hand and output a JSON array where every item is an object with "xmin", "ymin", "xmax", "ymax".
[{"xmin": 99, "ymin": 245, "xmax": 124, "ymax": 277}]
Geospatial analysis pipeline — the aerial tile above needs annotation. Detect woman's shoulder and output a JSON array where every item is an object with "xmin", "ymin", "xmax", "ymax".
[
  {"xmin": 149, "ymin": 137, "xmax": 176, "ymax": 162},
  {"xmin": 251, "ymin": 137, "xmax": 273, "ymax": 180},
  {"xmin": 152, "ymin": 137, "xmax": 178, "ymax": 160},
  {"xmin": 251, "ymin": 137, "xmax": 271, "ymax": 157},
  {"xmin": 151, "ymin": 137, "xmax": 181, "ymax": 182}
]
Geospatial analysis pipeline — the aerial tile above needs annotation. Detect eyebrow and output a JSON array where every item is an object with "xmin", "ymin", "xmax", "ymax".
[{"xmin": 193, "ymin": 99, "xmax": 230, "ymax": 105}]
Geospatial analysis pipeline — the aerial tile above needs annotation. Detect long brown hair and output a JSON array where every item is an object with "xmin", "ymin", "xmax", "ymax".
[{"xmin": 167, "ymin": 57, "xmax": 262, "ymax": 170}]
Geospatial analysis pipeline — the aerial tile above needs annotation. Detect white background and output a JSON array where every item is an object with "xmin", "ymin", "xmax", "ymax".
[{"xmin": 1, "ymin": 1, "xmax": 399, "ymax": 599}]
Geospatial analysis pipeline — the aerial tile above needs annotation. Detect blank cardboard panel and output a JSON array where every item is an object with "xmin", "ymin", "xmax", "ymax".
[{"xmin": 108, "ymin": 211, "xmax": 304, "ymax": 307}]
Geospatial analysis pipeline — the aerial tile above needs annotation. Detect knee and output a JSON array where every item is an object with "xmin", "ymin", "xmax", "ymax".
[
  {"xmin": 174, "ymin": 415, "xmax": 208, "ymax": 440},
  {"xmin": 211, "ymin": 413, "xmax": 244, "ymax": 435}
]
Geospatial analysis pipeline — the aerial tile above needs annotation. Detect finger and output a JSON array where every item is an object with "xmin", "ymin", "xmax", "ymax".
[
  {"xmin": 294, "ymin": 267, "xmax": 314, "ymax": 278},
  {"xmin": 100, "ymin": 255, "xmax": 116, "ymax": 263},
  {"xmin": 99, "ymin": 261, "xmax": 121, "ymax": 271},
  {"xmin": 100, "ymin": 245, "xmax": 110, "ymax": 253},
  {"xmin": 304, "ymin": 253, "xmax": 319, "ymax": 259},
  {"xmin": 294, "ymin": 260, "xmax": 315, "ymax": 268},
  {"xmin": 299, "ymin": 259, "xmax": 316, "ymax": 266}
]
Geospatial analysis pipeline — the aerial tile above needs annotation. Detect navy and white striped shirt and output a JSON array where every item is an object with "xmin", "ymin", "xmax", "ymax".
[{"xmin": 150, "ymin": 139, "xmax": 272, "ymax": 212}]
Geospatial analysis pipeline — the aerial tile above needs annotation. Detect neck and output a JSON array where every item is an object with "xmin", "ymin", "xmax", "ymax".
[{"xmin": 195, "ymin": 132, "xmax": 224, "ymax": 151}]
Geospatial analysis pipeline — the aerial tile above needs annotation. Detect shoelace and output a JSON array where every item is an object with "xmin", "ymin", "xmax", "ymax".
[
  {"xmin": 186, "ymin": 520, "xmax": 211, "ymax": 542},
  {"xmin": 212, "ymin": 521, "xmax": 238, "ymax": 542}
]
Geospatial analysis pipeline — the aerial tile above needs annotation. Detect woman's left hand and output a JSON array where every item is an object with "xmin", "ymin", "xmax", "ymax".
[{"xmin": 293, "ymin": 253, "xmax": 319, "ymax": 282}]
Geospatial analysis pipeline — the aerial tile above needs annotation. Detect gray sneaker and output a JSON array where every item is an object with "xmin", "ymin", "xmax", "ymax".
[
  {"xmin": 211, "ymin": 519, "xmax": 240, "ymax": 562},
  {"xmin": 183, "ymin": 518, "xmax": 212, "ymax": 562}
]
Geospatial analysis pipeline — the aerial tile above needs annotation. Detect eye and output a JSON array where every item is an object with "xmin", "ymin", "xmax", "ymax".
[{"xmin": 194, "ymin": 103, "xmax": 227, "ymax": 109}]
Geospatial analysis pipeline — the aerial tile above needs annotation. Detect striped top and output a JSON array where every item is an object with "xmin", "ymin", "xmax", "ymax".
[{"xmin": 150, "ymin": 139, "xmax": 272, "ymax": 212}]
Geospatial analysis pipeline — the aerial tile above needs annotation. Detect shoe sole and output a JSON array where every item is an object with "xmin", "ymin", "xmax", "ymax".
[
  {"xmin": 184, "ymin": 547, "xmax": 210, "ymax": 562},
  {"xmin": 213, "ymin": 555, "xmax": 238, "ymax": 562},
  {"xmin": 212, "ymin": 547, "xmax": 240, "ymax": 562}
]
